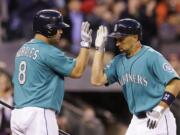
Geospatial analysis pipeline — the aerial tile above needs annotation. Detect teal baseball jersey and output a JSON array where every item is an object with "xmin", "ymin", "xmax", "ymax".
[
  {"xmin": 12, "ymin": 39, "xmax": 76, "ymax": 112},
  {"xmin": 105, "ymin": 46, "xmax": 179, "ymax": 114}
]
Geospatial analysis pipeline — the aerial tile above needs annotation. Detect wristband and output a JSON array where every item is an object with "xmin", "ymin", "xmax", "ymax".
[
  {"xmin": 161, "ymin": 91, "xmax": 175, "ymax": 106},
  {"xmin": 95, "ymin": 46, "xmax": 105, "ymax": 52}
]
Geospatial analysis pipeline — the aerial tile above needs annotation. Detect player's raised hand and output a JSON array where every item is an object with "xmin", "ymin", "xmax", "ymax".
[
  {"xmin": 95, "ymin": 26, "xmax": 108, "ymax": 52},
  {"xmin": 80, "ymin": 21, "xmax": 92, "ymax": 48},
  {"xmin": 146, "ymin": 106, "xmax": 165, "ymax": 129}
]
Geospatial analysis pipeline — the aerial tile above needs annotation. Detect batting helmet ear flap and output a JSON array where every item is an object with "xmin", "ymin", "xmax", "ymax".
[{"xmin": 44, "ymin": 24, "xmax": 57, "ymax": 37}]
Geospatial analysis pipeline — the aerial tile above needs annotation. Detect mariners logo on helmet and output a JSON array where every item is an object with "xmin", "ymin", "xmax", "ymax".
[
  {"xmin": 114, "ymin": 24, "xmax": 118, "ymax": 32},
  {"xmin": 109, "ymin": 18, "xmax": 142, "ymax": 40},
  {"xmin": 33, "ymin": 9, "xmax": 70, "ymax": 37}
]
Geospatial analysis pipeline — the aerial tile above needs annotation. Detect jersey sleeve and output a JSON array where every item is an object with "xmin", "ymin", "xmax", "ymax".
[
  {"xmin": 45, "ymin": 47, "xmax": 76, "ymax": 76},
  {"xmin": 151, "ymin": 52, "xmax": 180, "ymax": 85},
  {"xmin": 104, "ymin": 56, "xmax": 119, "ymax": 85}
]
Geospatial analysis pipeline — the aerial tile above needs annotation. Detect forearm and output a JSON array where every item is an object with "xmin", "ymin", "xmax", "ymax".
[
  {"xmin": 91, "ymin": 51, "xmax": 106, "ymax": 85},
  {"xmin": 70, "ymin": 21, "xmax": 92, "ymax": 78},
  {"xmin": 70, "ymin": 48, "xmax": 89, "ymax": 78},
  {"xmin": 146, "ymin": 79, "xmax": 180, "ymax": 129},
  {"xmin": 158, "ymin": 79, "xmax": 180, "ymax": 109},
  {"xmin": 91, "ymin": 25, "xmax": 108, "ymax": 85}
]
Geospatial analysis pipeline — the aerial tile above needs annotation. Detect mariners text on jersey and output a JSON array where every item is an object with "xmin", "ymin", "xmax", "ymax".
[
  {"xmin": 16, "ymin": 46, "xmax": 39, "ymax": 60},
  {"xmin": 119, "ymin": 73, "xmax": 148, "ymax": 86}
]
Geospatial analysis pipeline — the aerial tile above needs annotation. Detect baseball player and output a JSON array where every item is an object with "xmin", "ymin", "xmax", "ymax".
[
  {"xmin": 91, "ymin": 18, "xmax": 180, "ymax": 135},
  {"xmin": 11, "ymin": 9, "xmax": 92, "ymax": 135}
]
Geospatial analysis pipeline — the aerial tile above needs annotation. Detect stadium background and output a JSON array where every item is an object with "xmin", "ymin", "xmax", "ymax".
[{"xmin": 0, "ymin": 0, "xmax": 180, "ymax": 135}]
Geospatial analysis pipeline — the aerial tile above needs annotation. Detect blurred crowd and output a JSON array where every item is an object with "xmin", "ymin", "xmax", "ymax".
[
  {"xmin": 0, "ymin": 69, "xmax": 13, "ymax": 135},
  {"xmin": 0, "ymin": 0, "xmax": 180, "ymax": 52},
  {"xmin": 0, "ymin": 0, "xmax": 180, "ymax": 135}
]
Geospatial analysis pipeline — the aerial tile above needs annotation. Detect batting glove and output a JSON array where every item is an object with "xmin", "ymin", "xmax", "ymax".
[
  {"xmin": 80, "ymin": 21, "xmax": 92, "ymax": 48},
  {"xmin": 146, "ymin": 106, "xmax": 165, "ymax": 129},
  {"xmin": 95, "ymin": 26, "xmax": 108, "ymax": 52}
]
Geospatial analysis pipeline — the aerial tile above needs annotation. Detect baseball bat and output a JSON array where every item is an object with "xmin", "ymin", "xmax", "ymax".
[
  {"xmin": 0, "ymin": 100, "xmax": 14, "ymax": 110},
  {"xmin": 59, "ymin": 129, "xmax": 71, "ymax": 135},
  {"xmin": 0, "ymin": 100, "xmax": 71, "ymax": 135}
]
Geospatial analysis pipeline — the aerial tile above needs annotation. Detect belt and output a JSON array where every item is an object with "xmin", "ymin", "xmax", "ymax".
[{"xmin": 135, "ymin": 112, "xmax": 147, "ymax": 119}]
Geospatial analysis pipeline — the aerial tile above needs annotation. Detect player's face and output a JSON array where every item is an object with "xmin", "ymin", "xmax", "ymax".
[
  {"xmin": 116, "ymin": 35, "xmax": 138, "ymax": 54},
  {"xmin": 49, "ymin": 29, "xmax": 63, "ymax": 45}
]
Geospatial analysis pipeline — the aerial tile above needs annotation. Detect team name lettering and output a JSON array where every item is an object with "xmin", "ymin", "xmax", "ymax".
[
  {"xmin": 119, "ymin": 73, "xmax": 148, "ymax": 86},
  {"xmin": 16, "ymin": 47, "xmax": 39, "ymax": 60}
]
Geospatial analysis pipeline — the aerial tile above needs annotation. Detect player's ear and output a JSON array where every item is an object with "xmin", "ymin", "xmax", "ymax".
[{"xmin": 133, "ymin": 35, "xmax": 139, "ymax": 41}]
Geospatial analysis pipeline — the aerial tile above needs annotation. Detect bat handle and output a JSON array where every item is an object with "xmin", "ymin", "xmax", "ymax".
[{"xmin": 59, "ymin": 129, "xmax": 70, "ymax": 135}]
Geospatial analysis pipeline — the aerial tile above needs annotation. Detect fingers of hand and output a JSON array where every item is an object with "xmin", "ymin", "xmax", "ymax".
[
  {"xmin": 88, "ymin": 29, "xmax": 92, "ymax": 42},
  {"xmin": 104, "ymin": 26, "xmax": 108, "ymax": 36},
  {"xmin": 88, "ymin": 29, "xmax": 92, "ymax": 36},
  {"xmin": 100, "ymin": 26, "xmax": 104, "ymax": 35},
  {"xmin": 81, "ymin": 21, "xmax": 92, "ymax": 43},
  {"xmin": 81, "ymin": 21, "xmax": 89, "ymax": 33},
  {"xmin": 81, "ymin": 22, "xmax": 85, "ymax": 31},
  {"xmin": 97, "ymin": 26, "xmax": 101, "ymax": 37},
  {"xmin": 97, "ymin": 26, "xmax": 108, "ymax": 37},
  {"xmin": 95, "ymin": 25, "xmax": 108, "ymax": 48},
  {"xmin": 84, "ymin": 22, "xmax": 90, "ymax": 33},
  {"xmin": 147, "ymin": 118, "xmax": 157, "ymax": 129}
]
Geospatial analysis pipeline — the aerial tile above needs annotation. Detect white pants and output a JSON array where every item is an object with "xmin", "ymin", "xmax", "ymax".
[
  {"xmin": 10, "ymin": 107, "xmax": 59, "ymax": 135},
  {"xmin": 126, "ymin": 109, "xmax": 176, "ymax": 135}
]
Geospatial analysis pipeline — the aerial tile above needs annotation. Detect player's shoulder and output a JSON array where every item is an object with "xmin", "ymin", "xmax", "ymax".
[
  {"xmin": 114, "ymin": 54, "xmax": 124, "ymax": 60},
  {"xmin": 29, "ymin": 39, "xmax": 63, "ymax": 54},
  {"xmin": 143, "ymin": 45, "xmax": 163, "ymax": 58},
  {"xmin": 109, "ymin": 54, "xmax": 124, "ymax": 65}
]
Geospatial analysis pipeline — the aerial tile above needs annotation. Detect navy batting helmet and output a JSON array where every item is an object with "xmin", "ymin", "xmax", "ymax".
[
  {"xmin": 33, "ymin": 9, "xmax": 70, "ymax": 37},
  {"xmin": 109, "ymin": 18, "xmax": 142, "ymax": 40}
]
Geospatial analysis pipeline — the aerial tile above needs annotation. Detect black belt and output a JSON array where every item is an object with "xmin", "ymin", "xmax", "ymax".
[{"xmin": 136, "ymin": 112, "xmax": 147, "ymax": 119}]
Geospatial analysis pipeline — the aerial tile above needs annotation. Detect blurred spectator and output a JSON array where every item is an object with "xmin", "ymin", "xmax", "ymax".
[
  {"xmin": 168, "ymin": 53, "xmax": 180, "ymax": 74},
  {"xmin": 139, "ymin": 0, "xmax": 158, "ymax": 49},
  {"xmin": 121, "ymin": 0, "xmax": 142, "ymax": 20},
  {"xmin": 0, "ymin": 62, "xmax": 6, "ymax": 69},
  {"xmin": 156, "ymin": 0, "xmax": 169, "ymax": 27},
  {"xmin": 57, "ymin": 100, "xmax": 83, "ymax": 135},
  {"xmin": 59, "ymin": 109, "xmax": 82, "ymax": 135},
  {"xmin": 81, "ymin": 0, "xmax": 96, "ymax": 14},
  {"xmin": 54, "ymin": 0, "xmax": 66, "ymax": 9},
  {"xmin": 4, "ymin": 0, "xmax": 24, "ymax": 41},
  {"xmin": 84, "ymin": 1, "xmax": 117, "ymax": 54},
  {"xmin": 111, "ymin": 0, "xmax": 126, "ymax": 22},
  {"xmin": 80, "ymin": 105, "xmax": 105, "ymax": 135},
  {"xmin": 17, "ymin": 0, "xmax": 55, "ymax": 39},
  {"xmin": 158, "ymin": 15, "xmax": 178, "ymax": 43},
  {"xmin": 4, "ymin": 0, "xmax": 55, "ymax": 41},
  {"xmin": 57, "ymin": 113, "xmax": 70, "ymax": 133},
  {"xmin": 63, "ymin": 0, "xmax": 84, "ymax": 55},
  {"xmin": 0, "ymin": 70, "xmax": 13, "ymax": 135},
  {"xmin": 167, "ymin": 0, "xmax": 180, "ymax": 40},
  {"xmin": 0, "ymin": 0, "xmax": 9, "ymax": 43},
  {"xmin": 106, "ymin": 122, "xmax": 127, "ymax": 135},
  {"xmin": 168, "ymin": 0, "xmax": 180, "ymax": 13},
  {"xmin": 85, "ymin": 0, "xmax": 108, "ymax": 47}
]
